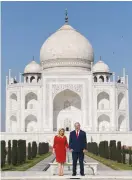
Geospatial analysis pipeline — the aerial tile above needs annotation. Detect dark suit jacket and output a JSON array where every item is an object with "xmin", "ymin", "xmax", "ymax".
[{"xmin": 69, "ymin": 130, "xmax": 87, "ymax": 152}]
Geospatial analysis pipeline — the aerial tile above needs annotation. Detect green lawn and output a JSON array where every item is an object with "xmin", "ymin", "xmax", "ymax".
[
  {"xmin": 2, "ymin": 152, "xmax": 52, "ymax": 171},
  {"xmin": 86, "ymin": 152, "xmax": 132, "ymax": 170}
]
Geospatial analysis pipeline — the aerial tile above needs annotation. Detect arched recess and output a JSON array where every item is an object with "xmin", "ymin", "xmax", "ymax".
[
  {"xmin": 25, "ymin": 114, "xmax": 37, "ymax": 132},
  {"xmin": 98, "ymin": 114, "xmax": 110, "ymax": 131},
  {"xmin": 99, "ymin": 76, "xmax": 104, "ymax": 82},
  {"xmin": 118, "ymin": 115, "xmax": 125, "ymax": 131},
  {"xmin": 97, "ymin": 91, "xmax": 110, "ymax": 110},
  {"xmin": 26, "ymin": 77, "xmax": 28, "ymax": 82},
  {"xmin": 118, "ymin": 92, "xmax": 125, "ymax": 110},
  {"xmin": 53, "ymin": 89, "xmax": 81, "ymax": 131},
  {"xmin": 10, "ymin": 115, "xmax": 17, "ymax": 132},
  {"xmin": 37, "ymin": 77, "xmax": 41, "ymax": 82},
  {"xmin": 25, "ymin": 92, "xmax": 37, "ymax": 109},
  {"xmin": 106, "ymin": 76, "xmax": 109, "ymax": 82},
  {"xmin": 10, "ymin": 93, "xmax": 17, "ymax": 110},
  {"xmin": 30, "ymin": 76, "xmax": 35, "ymax": 83},
  {"xmin": 94, "ymin": 76, "xmax": 97, "ymax": 82}
]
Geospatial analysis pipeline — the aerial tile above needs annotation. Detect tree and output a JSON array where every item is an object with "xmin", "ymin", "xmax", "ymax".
[
  {"xmin": 7, "ymin": 140, "xmax": 11, "ymax": 165},
  {"xmin": 1, "ymin": 140, "xmax": 7, "ymax": 168},
  {"xmin": 129, "ymin": 148, "xmax": 132, "ymax": 166},
  {"xmin": 12, "ymin": 140, "xmax": 18, "ymax": 165},
  {"xmin": 104, "ymin": 141, "xmax": 109, "ymax": 159},
  {"xmin": 122, "ymin": 146, "xmax": 126, "ymax": 164},
  {"xmin": 117, "ymin": 141, "xmax": 122, "ymax": 163},
  {"xmin": 28, "ymin": 142, "xmax": 32, "ymax": 160},
  {"xmin": 32, "ymin": 141, "xmax": 37, "ymax": 158}
]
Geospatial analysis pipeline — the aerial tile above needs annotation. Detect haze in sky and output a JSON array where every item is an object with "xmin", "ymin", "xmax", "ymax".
[{"xmin": 1, "ymin": 1, "xmax": 132, "ymax": 131}]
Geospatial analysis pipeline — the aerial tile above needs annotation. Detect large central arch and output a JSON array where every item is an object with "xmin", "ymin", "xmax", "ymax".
[
  {"xmin": 98, "ymin": 114, "xmax": 110, "ymax": 131},
  {"xmin": 53, "ymin": 89, "xmax": 81, "ymax": 131}
]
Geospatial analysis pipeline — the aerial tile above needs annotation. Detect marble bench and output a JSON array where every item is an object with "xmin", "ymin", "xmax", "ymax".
[{"xmin": 49, "ymin": 162, "xmax": 98, "ymax": 175}]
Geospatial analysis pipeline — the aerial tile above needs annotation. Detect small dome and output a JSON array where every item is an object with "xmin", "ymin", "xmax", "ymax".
[
  {"xmin": 93, "ymin": 61, "xmax": 110, "ymax": 73},
  {"xmin": 24, "ymin": 61, "xmax": 41, "ymax": 73},
  {"xmin": 40, "ymin": 23, "xmax": 94, "ymax": 70}
]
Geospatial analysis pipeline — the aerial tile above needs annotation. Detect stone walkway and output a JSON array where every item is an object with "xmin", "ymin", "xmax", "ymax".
[
  {"xmin": 84, "ymin": 155, "xmax": 114, "ymax": 171},
  {"xmin": 27, "ymin": 154, "xmax": 55, "ymax": 171}
]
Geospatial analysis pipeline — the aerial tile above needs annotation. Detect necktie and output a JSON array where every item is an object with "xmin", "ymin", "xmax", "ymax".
[{"xmin": 76, "ymin": 130, "xmax": 79, "ymax": 138}]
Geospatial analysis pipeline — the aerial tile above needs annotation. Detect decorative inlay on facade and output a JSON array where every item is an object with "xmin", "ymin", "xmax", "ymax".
[
  {"xmin": 97, "ymin": 89, "xmax": 110, "ymax": 96},
  {"xmin": 41, "ymin": 58, "xmax": 92, "ymax": 69},
  {"xmin": 52, "ymin": 84, "xmax": 83, "ymax": 98}
]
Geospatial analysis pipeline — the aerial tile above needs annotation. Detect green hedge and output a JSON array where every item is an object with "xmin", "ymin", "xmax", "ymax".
[
  {"xmin": 17, "ymin": 140, "xmax": 26, "ymax": 164},
  {"xmin": 28, "ymin": 142, "xmax": 32, "ymax": 160},
  {"xmin": 32, "ymin": 141, "xmax": 37, "ymax": 158},
  {"xmin": 87, "ymin": 140, "xmax": 131, "ymax": 166},
  {"xmin": 1, "ymin": 140, "xmax": 7, "ymax": 167},
  {"xmin": 8, "ymin": 140, "xmax": 11, "ymax": 165},
  {"xmin": 1, "ymin": 139, "xmax": 49, "ymax": 168},
  {"xmin": 129, "ymin": 148, "xmax": 132, "ymax": 165},
  {"xmin": 117, "ymin": 141, "xmax": 122, "ymax": 163},
  {"xmin": 11, "ymin": 140, "xmax": 18, "ymax": 166}
]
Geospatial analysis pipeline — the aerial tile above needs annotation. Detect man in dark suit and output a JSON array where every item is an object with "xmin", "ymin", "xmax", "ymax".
[{"xmin": 69, "ymin": 122, "xmax": 87, "ymax": 176}]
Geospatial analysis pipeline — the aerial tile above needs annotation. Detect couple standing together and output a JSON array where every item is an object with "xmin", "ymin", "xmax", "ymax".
[{"xmin": 53, "ymin": 122, "xmax": 87, "ymax": 176}]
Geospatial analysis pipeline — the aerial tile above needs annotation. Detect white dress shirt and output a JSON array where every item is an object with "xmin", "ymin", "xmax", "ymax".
[{"xmin": 76, "ymin": 130, "xmax": 80, "ymax": 136}]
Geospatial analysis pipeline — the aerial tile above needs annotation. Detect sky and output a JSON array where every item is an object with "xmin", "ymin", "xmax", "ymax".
[{"xmin": 1, "ymin": 1, "xmax": 132, "ymax": 131}]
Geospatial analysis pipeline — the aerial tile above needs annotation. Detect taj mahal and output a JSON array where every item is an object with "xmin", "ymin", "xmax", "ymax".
[{"xmin": 1, "ymin": 12, "xmax": 132, "ymax": 146}]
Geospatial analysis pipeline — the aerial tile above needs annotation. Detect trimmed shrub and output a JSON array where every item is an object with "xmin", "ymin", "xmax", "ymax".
[
  {"xmin": 129, "ymin": 148, "xmax": 132, "ymax": 166},
  {"xmin": 7, "ymin": 140, "xmax": 11, "ymax": 165},
  {"xmin": 12, "ymin": 140, "xmax": 18, "ymax": 165},
  {"xmin": 117, "ymin": 141, "xmax": 122, "ymax": 163},
  {"xmin": 38, "ymin": 143, "xmax": 42, "ymax": 155},
  {"xmin": 1, "ymin": 140, "xmax": 7, "ymax": 168},
  {"xmin": 23, "ymin": 140, "xmax": 26, "ymax": 163},
  {"xmin": 32, "ymin": 141, "xmax": 37, "ymax": 158},
  {"xmin": 122, "ymin": 146, "xmax": 126, "ymax": 164},
  {"xmin": 17, "ymin": 140, "xmax": 26, "ymax": 164},
  {"xmin": 18, "ymin": 140, "xmax": 22, "ymax": 164},
  {"xmin": 104, "ymin": 141, "xmax": 109, "ymax": 159},
  {"xmin": 28, "ymin": 142, "xmax": 32, "ymax": 160},
  {"xmin": 109, "ymin": 140, "xmax": 116, "ymax": 161}
]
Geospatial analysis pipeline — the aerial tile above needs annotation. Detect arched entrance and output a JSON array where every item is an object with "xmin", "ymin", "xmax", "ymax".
[
  {"xmin": 64, "ymin": 118, "xmax": 71, "ymax": 131},
  {"xmin": 53, "ymin": 89, "xmax": 81, "ymax": 131}
]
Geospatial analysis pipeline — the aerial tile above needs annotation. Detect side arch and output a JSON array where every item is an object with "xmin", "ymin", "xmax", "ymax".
[
  {"xmin": 118, "ymin": 92, "xmax": 125, "ymax": 109},
  {"xmin": 97, "ymin": 91, "xmax": 110, "ymax": 109},
  {"xmin": 99, "ymin": 76, "xmax": 104, "ymax": 82},
  {"xmin": 118, "ymin": 115, "xmax": 125, "ymax": 131},
  {"xmin": 25, "ymin": 114, "xmax": 37, "ymax": 132},
  {"xmin": 98, "ymin": 114, "xmax": 110, "ymax": 131},
  {"xmin": 10, "ymin": 115, "xmax": 17, "ymax": 132},
  {"xmin": 10, "ymin": 93, "xmax": 17, "ymax": 110},
  {"xmin": 25, "ymin": 92, "xmax": 37, "ymax": 109}
]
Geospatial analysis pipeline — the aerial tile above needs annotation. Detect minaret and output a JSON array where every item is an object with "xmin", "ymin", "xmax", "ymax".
[{"xmin": 65, "ymin": 8, "xmax": 68, "ymax": 24}]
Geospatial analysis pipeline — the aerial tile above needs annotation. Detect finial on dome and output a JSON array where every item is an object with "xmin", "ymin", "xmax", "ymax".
[{"xmin": 65, "ymin": 8, "xmax": 68, "ymax": 24}]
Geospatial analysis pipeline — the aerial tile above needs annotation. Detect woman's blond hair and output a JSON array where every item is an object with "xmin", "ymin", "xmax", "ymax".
[{"xmin": 58, "ymin": 128, "xmax": 65, "ymax": 136}]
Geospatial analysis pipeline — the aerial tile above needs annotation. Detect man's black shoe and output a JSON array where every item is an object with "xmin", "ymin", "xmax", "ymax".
[
  {"xmin": 80, "ymin": 174, "xmax": 85, "ymax": 176},
  {"xmin": 72, "ymin": 174, "xmax": 76, "ymax": 176}
]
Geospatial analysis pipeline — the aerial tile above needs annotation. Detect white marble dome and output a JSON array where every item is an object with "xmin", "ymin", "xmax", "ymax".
[
  {"xmin": 24, "ymin": 61, "xmax": 41, "ymax": 73},
  {"xmin": 40, "ymin": 24, "xmax": 94, "ymax": 70},
  {"xmin": 93, "ymin": 60, "xmax": 110, "ymax": 73}
]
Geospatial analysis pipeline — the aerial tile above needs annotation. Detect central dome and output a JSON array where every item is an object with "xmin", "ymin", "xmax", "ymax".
[{"xmin": 40, "ymin": 23, "xmax": 94, "ymax": 70}]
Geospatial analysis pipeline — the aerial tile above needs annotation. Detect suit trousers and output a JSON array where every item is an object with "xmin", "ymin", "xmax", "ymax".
[{"xmin": 72, "ymin": 151, "xmax": 84, "ymax": 175}]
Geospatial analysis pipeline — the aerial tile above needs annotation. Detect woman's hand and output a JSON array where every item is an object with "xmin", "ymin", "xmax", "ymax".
[
  {"xmin": 66, "ymin": 147, "xmax": 69, "ymax": 152},
  {"xmin": 52, "ymin": 148, "xmax": 55, "ymax": 154}
]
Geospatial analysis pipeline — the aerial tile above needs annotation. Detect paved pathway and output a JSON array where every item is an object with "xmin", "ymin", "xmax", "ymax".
[
  {"xmin": 84, "ymin": 155, "xmax": 114, "ymax": 171},
  {"xmin": 27, "ymin": 154, "xmax": 55, "ymax": 171}
]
